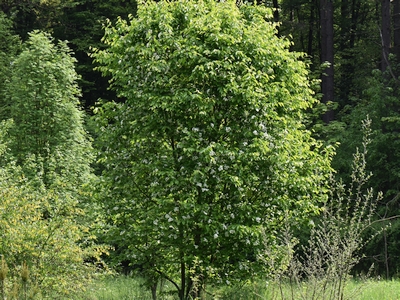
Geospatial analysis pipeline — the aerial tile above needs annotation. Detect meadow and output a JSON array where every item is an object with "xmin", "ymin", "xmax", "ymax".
[{"xmin": 75, "ymin": 276, "xmax": 400, "ymax": 300}]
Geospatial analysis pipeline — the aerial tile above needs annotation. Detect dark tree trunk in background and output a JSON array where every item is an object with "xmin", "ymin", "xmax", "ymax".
[
  {"xmin": 393, "ymin": 0, "xmax": 400, "ymax": 66},
  {"xmin": 337, "ymin": 0, "xmax": 360, "ymax": 105},
  {"xmin": 273, "ymin": 0, "xmax": 280, "ymax": 35},
  {"xmin": 320, "ymin": 0, "xmax": 335, "ymax": 123},
  {"xmin": 307, "ymin": 0, "xmax": 316, "ymax": 56},
  {"xmin": 272, "ymin": 0, "xmax": 280, "ymax": 22},
  {"xmin": 381, "ymin": 0, "xmax": 391, "ymax": 72}
]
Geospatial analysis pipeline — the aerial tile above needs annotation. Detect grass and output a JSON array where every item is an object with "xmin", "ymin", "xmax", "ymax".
[
  {"xmin": 73, "ymin": 276, "xmax": 162, "ymax": 300},
  {"xmin": 351, "ymin": 279, "xmax": 400, "ymax": 300},
  {"xmin": 72, "ymin": 276, "xmax": 400, "ymax": 300}
]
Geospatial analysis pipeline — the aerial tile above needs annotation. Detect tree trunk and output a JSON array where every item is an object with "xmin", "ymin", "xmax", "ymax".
[
  {"xmin": 393, "ymin": 0, "xmax": 400, "ymax": 66},
  {"xmin": 151, "ymin": 283, "xmax": 157, "ymax": 300},
  {"xmin": 179, "ymin": 260, "xmax": 185, "ymax": 300},
  {"xmin": 381, "ymin": 0, "xmax": 391, "ymax": 72},
  {"xmin": 179, "ymin": 223, "xmax": 186, "ymax": 300},
  {"xmin": 272, "ymin": 0, "xmax": 280, "ymax": 22},
  {"xmin": 320, "ymin": 0, "xmax": 335, "ymax": 123},
  {"xmin": 383, "ymin": 228, "xmax": 390, "ymax": 279},
  {"xmin": 307, "ymin": 0, "xmax": 316, "ymax": 56},
  {"xmin": 272, "ymin": 0, "xmax": 280, "ymax": 36},
  {"xmin": 337, "ymin": 0, "xmax": 360, "ymax": 105}
]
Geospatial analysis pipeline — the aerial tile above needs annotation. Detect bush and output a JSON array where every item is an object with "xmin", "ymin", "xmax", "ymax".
[
  {"xmin": 0, "ymin": 121, "xmax": 105, "ymax": 298},
  {"xmin": 270, "ymin": 118, "xmax": 384, "ymax": 300}
]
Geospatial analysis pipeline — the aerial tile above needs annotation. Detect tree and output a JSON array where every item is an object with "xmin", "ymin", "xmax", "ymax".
[
  {"xmin": 1, "ymin": 0, "xmax": 139, "ymax": 111},
  {"xmin": 51, "ymin": 0, "xmax": 139, "ymax": 109},
  {"xmin": 326, "ymin": 0, "xmax": 400, "ymax": 276},
  {"xmin": 393, "ymin": 0, "xmax": 400, "ymax": 65},
  {"xmin": 5, "ymin": 31, "xmax": 94, "ymax": 194},
  {"xmin": 381, "ymin": 0, "xmax": 391, "ymax": 73},
  {"xmin": 336, "ymin": 0, "xmax": 363, "ymax": 105},
  {"xmin": 279, "ymin": 0, "xmax": 320, "ymax": 58},
  {"xmin": 0, "ymin": 30, "xmax": 106, "ymax": 297},
  {"xmin": 0, "ymin": 12, "xmax": 20, "ymax": 119},
  {"xmin": 0, "ymin": 0, "xmax": 77, "ymax": 39},
  {"xmin": 92, "ymin": 1, "xmax": 332, "ymax": 299},
  {"xmin": 320, "ymin": 0, "xmax": 334, "ymax": 123}
]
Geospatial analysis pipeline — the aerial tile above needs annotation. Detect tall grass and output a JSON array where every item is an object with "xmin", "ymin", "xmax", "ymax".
[
  {"xmin": 73, "ymin": 276, "xmax": 400, "ymax": 300},
  {"xmin": 74, "ymin": 276, "xmax": 178, "ymax": 300},
  {"xmin": 74, "ymin": 276, "xmax": 155, "ymax": 300}
]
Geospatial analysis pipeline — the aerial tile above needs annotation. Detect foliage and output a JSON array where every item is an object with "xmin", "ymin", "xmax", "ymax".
[
  {"xmin": 92, "ymin": 0, "xmax": 333, "ymax": 298},
  {"xmin": 273, "ymin": 118, "xmax": 384, "ymax": 300},
  {"xmin": 0, "ymin": 121, "xmax": 103, "ymax": 298},
  {"xmin": 0, "ymin": 177, "xmax": 93, "ymax": 298},
  {"xmin": 0, "ymin": 12, "xmax": 21, "ymax": 120},
  {"xmin": 334, "ymin": 69, "xmax": 400, "ymax": 198},
  {"xmin": 5, "ymin": 30, "xmax": 94, "ymax": 195},
  {"xmin": 1, "ymin": 0, "xmax": 78, "ymax": 39},
  {"xmin": 52, "ymin": 0, "xmax": 138, "ymax": 109},
  {"xmin": 0, "ymin": 31, "xmax": 107, "ymax": 298},
  {"xmin": 331, "ymin": 67, "xmax": 400, "ymax": 276},
  {"xmin": 1, "ymin": 0, "xmax": 399, "ymax": 281}
]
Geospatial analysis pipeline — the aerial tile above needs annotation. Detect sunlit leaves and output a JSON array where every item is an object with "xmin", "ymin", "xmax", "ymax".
[{"xmin": 0, "ymin": 130, "xmax": 100, "ymax": 297}]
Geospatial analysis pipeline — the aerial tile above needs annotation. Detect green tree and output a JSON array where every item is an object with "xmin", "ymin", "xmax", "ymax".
[
  {"xmin": 0, "ymin": 31, "xmax": 105, "ymax": 297},
  {"xmin": 5, "ymin": 31, "xmax": 94, "ymax": 194},
  {"xmin": 92, "ymin": 1, "xmax": 333, "ymax": 299},
  {"xmin": 320, "ymin": 0, "xmax": 334, "ymax": 123}
]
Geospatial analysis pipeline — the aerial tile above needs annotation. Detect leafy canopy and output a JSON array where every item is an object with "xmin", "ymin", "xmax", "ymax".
[
  {"xmin": 5, "ymin": 31, "xmax": 94, "ymax": 193},
  {"xmin": 92, "ymin": 0, "xmax": 333, "ymax": 298},
  {"xmin": 0, "ymin": 32, "xmax": 104, "ymax": 297}
]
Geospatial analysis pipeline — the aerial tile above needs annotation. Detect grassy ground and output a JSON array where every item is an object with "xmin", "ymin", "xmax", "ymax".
[
  {"xmin": 75, "ymin": 276, "xmax": 158, "ymax": 300},
  {"xmin": 353, "ymin": 280, "xmax": 400, "ymax": 300},
  {"xmin": 73, "ymin": 276, "xmax": 400, "ymax": 300}
]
